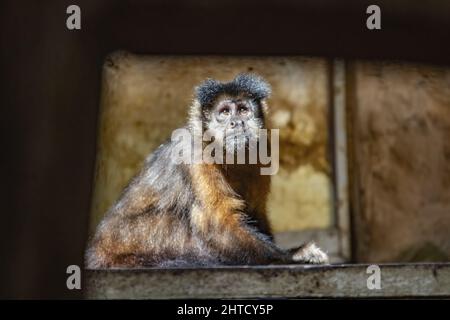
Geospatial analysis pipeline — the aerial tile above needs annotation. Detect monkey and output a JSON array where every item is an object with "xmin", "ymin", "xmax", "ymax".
[{"xmin": 85, "ymin": 73, "xmax": 329, "ymax": 268}]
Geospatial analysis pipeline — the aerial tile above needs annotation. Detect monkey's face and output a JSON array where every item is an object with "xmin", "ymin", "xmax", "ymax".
[
  {"xmin": 194, "ymin": 73, "xmax": 271, "ymax": 157},
  {"xmin": 206, "ymin": 97, "xmax": 265, "ymax": 154}
]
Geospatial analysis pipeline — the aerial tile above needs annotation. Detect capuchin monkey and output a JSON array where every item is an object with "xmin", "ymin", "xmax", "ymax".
[{"xmin": 86, "ymin": 74, "xmax": 329, "ymax": 268}]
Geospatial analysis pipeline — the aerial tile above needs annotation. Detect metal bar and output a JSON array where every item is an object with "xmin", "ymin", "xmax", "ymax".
[{"xmin": 332, "ymin": 60, "xmax": 352, "ymax": 261}]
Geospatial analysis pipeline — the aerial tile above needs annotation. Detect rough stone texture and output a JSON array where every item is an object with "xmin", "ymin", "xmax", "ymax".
[
  {"xmin": 90, "ymin": 52, "xmax": 332, "ymax": 233},
  {"xmin": 349, "ymin": 61, "xmax": 450, "ymax": 262},
  {"xmin": 85, "ymin": 263, "xmax": 450, "ymax": 299}
]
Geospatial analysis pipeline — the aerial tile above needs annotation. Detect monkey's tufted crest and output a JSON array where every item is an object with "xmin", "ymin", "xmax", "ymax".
[{"xmin": 195, "ymin": 73, "xmax": 271, "ymax": 107}]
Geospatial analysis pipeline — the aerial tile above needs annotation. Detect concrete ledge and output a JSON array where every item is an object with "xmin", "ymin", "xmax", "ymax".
[{"xmin": 86, "ymin": 263, "xmax": 450, "ymax": 299}]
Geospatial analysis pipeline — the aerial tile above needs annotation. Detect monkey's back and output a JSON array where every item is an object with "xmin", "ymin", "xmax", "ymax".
[{"xmin": 86, "ymin": 139, "xmax": 220, "ymax": 268}]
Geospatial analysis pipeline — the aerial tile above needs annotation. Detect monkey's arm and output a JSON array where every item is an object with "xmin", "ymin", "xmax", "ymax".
[
  {"xmin": 190, "ymin": 164, "xmax": 293, "ymax": 264},
  {"xmin": 191, "ymin": 204, "xmax": 290, "ymax": 264},
  {"xmin": 191, "ymin": 164, "xmax": 329, "ymax": 265}
]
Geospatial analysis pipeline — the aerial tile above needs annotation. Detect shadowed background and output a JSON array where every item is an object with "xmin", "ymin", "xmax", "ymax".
[{"xmin": 1, "ymin": 0, "xmax": 449, "ymax": 298}]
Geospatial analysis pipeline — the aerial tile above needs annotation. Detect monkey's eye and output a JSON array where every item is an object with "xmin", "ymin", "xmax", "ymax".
[
  {"xmin": 219, "ymin": 106, "xmax": 231, "ymax": 116},
  {"xmin": 238, "ymin": 105, "xmax": 249, "ymax": 115}
]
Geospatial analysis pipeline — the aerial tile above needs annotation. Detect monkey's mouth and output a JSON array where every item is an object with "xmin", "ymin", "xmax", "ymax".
[
  {"xmin": 225, "ymin": 130, "xmax": 250, "ymax": 141},
  {"xmin": 224, "ymin": 133, "xmax": 251, "ymax": 151}
]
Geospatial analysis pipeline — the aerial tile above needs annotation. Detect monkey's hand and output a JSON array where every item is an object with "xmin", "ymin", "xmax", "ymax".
[{"xmin": 289, "ymin": 242, "xmax": 329, "ymax": 264}]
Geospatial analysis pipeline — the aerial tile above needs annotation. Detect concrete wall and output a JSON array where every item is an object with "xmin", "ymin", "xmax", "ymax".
[
  {"xmin": 349, "ymin": 61, "xmax": 450, "ymax": 262},
  {"xmin": 90, "ymin": 52, "xmax": 333, "ymax": 234}
]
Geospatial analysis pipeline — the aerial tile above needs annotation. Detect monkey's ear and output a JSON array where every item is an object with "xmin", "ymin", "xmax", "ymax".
[
  {"xmin": 233, "ymin": 73, "xmax": 271, "ymax": 101},
  {"xmin": 195, "ymin": 78, "xmax": 223, "ymax": 108}
]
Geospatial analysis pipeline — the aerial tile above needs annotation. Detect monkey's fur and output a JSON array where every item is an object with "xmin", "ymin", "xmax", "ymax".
[{"xmin": 86, "ymin": 74, "xmax": 328, "ymax": 268}]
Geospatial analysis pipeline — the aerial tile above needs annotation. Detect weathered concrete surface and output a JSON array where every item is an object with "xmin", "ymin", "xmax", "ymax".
[
  {"xmin": 85, "ymin": 263, "xmax": 450, "ymax": 299},
  {"xmin": 90, "ymin": 53, "xmax": 332, "ymax": 234},
  {"xmin": 349, "ymin": 61, "xmax": 450, "ymax": 262}
]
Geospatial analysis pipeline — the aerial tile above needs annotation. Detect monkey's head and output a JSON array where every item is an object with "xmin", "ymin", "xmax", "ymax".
[{"xmin": 190, "ymin": 74, "xmax": 271, "ymax": 154}]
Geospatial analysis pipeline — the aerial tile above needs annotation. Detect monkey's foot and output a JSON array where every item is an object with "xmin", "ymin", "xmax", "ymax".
[{"xmin": 291, "ymin": 242, "xmax": 329, "ymax": 264}]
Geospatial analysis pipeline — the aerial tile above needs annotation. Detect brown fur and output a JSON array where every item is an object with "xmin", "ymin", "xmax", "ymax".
[{"xmin": 86, "ymin": 75, "xmax": 328, "ymax": 268}]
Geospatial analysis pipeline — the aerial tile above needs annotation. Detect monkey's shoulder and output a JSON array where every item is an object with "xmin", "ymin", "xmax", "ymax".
[{"xmin": 125, "ymin": 137, "xmax": 195, "ymax": 214}]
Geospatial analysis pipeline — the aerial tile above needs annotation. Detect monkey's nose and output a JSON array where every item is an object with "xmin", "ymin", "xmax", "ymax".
[{"xmin": 229, "ymin": 120, "xmax": 242, "ymax": 129}]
